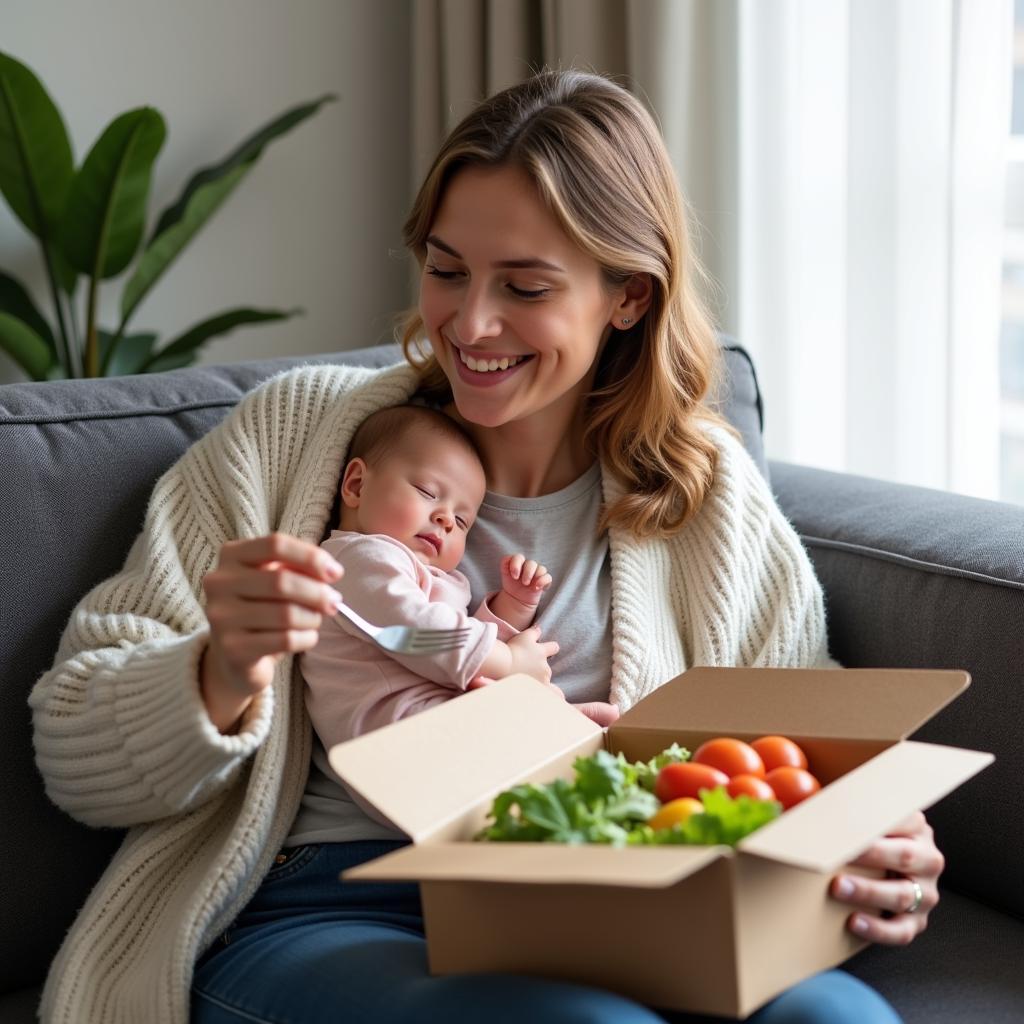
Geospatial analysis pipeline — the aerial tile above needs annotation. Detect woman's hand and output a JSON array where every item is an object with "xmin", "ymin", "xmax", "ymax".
[
  {"xmin": 200, "ymin": 533, "xmax": 343, "ymax": 733},
  {"xmin": 830, "ymin": 810, "xmax": 944, "ymax": 945},
  {"xmin": 468, "ymin": 674, "xmax": 618, "ymax": 727},
  {"xmin": 573, "ymin": 701, "xmax": 620, "ymax": 726}
]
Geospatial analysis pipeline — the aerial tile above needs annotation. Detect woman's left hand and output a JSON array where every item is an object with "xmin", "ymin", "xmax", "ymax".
[{"xmin": 830, "ymin": 810, "xmax": 944, "ymax": 945}]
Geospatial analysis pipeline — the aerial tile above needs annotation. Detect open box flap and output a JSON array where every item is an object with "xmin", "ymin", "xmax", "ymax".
[
  {"xmin": 327, "ymin": 675, "xmax": 601, "ymax": 843},
  {"xmin": 615, "ymin": 667, "xmax": 971, "ymax": 743},
  {"xmin": 344, "ymin": 839, "xmax": 729, "ymax": 888},
  {"xmin": 737, "ymin": 740, "xmax": 994, "ymax": 872}
]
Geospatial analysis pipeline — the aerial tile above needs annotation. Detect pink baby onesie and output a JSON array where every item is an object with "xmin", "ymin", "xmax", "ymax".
[{"xmin": 302, "ymin": 530, "xmax": 517, "ymax": 755}]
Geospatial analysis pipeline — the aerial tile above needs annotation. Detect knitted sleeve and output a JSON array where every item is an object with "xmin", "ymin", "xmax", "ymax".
[
  {"xmin": 27, "ymin": 366, "xmax": 358, "ymax": 829},
  {"xmin": 681, "ymin": 427, "xmax": 836, "ymax": 670}
]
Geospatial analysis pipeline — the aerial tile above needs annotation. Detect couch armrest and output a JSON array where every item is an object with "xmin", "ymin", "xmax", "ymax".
[{"xmin": 770, "ymin": 460, "xmax": 1024, "ymax": 918}]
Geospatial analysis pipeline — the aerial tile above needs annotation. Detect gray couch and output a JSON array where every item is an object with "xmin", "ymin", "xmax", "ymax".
[{"xmin": 2, "ymin": 344, "xmax": 1022, "ymax": 1023}]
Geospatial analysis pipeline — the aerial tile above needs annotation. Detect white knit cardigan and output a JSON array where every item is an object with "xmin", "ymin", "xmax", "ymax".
[{"xmin": 29, "ymin": 362, "xmax": 831, "ymax": 1023}]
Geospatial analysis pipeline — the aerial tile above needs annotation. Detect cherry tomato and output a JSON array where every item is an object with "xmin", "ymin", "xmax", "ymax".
[
  {"xmin": 765, "ymin": 766, "xmax": 821, "ymax": 809},
  {"xmin": 692, "ymin": 737, "xmax": 766, "ymax": 779},
  {"xmin": 648, "ymin": 797, "xmax": 703, "ymax": 831},
  {"xmin": 751, "ymin": 735, "xmax": 808, "ymax": 772},
  {"xmin": 726, "ymin": 774, "xmax": 777, "ymax": 801},
  {"xmin": 655, "ymin": 762, "xmax": 730, "ymax": 803}
]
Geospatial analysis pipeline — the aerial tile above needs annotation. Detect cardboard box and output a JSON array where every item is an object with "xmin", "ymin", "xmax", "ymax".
[{"xmin": 329, "ymin": 667, "xmax": 993, "ymax": 1019}]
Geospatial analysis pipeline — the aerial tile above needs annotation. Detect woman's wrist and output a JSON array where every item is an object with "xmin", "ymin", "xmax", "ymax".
[{"xmin": 199, "ymin": 647, "xmax": 254, "ymax": 735}]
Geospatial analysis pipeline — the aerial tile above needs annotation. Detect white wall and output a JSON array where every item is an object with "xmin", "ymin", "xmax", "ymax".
[{"xmin": 0, "ymin": 0, "xmax": 413, "ymax": 383}]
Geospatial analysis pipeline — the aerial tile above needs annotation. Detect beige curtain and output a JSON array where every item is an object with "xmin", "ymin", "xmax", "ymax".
[
  {"xmin": 409, "ymin": 0, "xmax": 734, "ymax": 318},
  {"xmin": 411, "ymin": 0, "xmax": 625, "ymax": 182},
  {"xmin": 409, "ymin": 1, "xmax": 1014, "ymax": 499}
]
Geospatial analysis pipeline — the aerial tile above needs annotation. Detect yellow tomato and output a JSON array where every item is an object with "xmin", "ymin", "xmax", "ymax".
[{"xmin": 648, "ymin": 797, "xmax": 703, "ymax": 831}]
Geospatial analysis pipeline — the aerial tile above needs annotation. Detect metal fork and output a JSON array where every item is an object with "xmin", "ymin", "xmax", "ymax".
[{"xmin": 331, "ymin": 590, "xmax": 471, "ymax": 655}]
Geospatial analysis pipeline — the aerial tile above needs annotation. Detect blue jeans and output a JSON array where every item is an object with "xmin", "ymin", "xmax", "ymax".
[{"xmin": 191, "ymin": 841, "xmax": 902, "ymax": 1024}]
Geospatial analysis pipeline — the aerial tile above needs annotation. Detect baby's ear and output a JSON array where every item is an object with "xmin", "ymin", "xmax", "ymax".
[{"xmin": 340, "ymin": 457, "xmax": 367, "ymax": 507}]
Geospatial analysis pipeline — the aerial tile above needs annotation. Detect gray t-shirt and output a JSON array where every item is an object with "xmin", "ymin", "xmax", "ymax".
[{"xmin": 285, "ymin": 461, "xmax": 612, "ymax": 846}]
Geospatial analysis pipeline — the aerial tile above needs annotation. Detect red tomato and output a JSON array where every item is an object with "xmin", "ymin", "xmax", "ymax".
[
  {"xmin": 726, "ymin": 774, "xmax": 777, "ymax": 801},
  {"xmin": 655, "ymin": 762, "xmax": 730, "ymax": 803},
  {"xmin": 765, "ymin": 766, "xmax": 821, "ymax": 809},
  {"xmin": 692, "ymin": 737, "xmax": 766, "ymax": 779},
  {"xmin": 751, "ymin": 735, "xmax": 808, "ymax": 772}
]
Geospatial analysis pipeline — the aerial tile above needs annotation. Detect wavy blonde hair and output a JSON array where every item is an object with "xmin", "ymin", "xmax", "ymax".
[{"xmin": 401, "ymin": 69, "xmax": 726, "ymax": 539}]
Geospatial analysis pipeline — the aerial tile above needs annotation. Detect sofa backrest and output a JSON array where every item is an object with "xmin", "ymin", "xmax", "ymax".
[{"xmin": 0, "ymin": 342, "xmax": 765, "ymax": 994}]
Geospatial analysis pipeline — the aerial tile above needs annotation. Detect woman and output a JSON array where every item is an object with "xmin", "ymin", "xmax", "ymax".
[{"xmin": 30, "ymin": 70, "xmax": 941, "ymax": 1024}]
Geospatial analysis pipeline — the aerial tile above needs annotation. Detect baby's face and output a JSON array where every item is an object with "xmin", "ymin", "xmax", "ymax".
[{"xmin": 342, "ymin": 430, "xmax": 486, "ymax": 572}]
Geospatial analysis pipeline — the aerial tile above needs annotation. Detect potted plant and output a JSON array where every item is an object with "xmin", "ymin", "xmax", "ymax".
[{"xmin": 0, "ymin": 50, "xmax": 334, "ymax": 379}]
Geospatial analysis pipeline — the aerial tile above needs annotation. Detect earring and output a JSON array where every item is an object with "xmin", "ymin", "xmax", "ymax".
[{"xmin": 621, "ymin": 317, "xmax": 632, "ymax": 326}]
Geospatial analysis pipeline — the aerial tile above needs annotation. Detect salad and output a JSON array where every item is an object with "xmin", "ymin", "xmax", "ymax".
[{"xmin": 476, "ymin": 736, "xmax": 821, "ymax": 848}]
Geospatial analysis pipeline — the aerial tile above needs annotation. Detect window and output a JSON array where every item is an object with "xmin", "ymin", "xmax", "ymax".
[{"xmin": 1001, "ymin": 0, "xmax": 1024, "ymax": 504}]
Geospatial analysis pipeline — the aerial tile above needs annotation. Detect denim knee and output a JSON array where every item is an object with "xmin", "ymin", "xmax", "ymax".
[{"xmin": 751, "ymin": 970, "xmax": 902, "ymax": 1024}]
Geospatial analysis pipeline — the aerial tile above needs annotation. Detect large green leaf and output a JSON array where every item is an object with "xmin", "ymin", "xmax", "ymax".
[
  {"xmin": 142, "ymin": 307, "xmax": 298, "ymax": 373},
  {"xmin": 149, "ymin": 94, "xmax": 336, "ymax": 243},
  {"xmin": 0, "ymin": 312, "xmax": 54, "ymax": 380},
  {"xmin": 58, "ymin": 107, "xmax": 166, "ymax": 279},
  {"xmin": 0, "ymin": 51, "xmax": 74, "ymax": 240},
  {"xmin": 0, "ymin": 270, "xmax": 56, "ymax": 353},
  {"xmin": 99, "ymin": 328, "xmax": 156, "ymax": 376},
  {"xmin": 120, "ymin": 161, "xmax": 252, "ymax": 325},
  {"xmin": 52, "ymin": 246, "xmax": 78, "ymax": 294}
]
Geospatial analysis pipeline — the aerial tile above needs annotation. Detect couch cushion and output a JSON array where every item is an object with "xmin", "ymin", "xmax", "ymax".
[
  {"xmin": 0, "ymin": 342, "xmax": 764, "ymax": 994},
  {"xmin": 716, "ymin": 342, "xmax": 766, "ymax": 480},
  {"xmin": 0, "ymin": 984, "xmax": 40, "ymax": 1024},
  {"xmin": 844, "ymin": 888, "xmax": 1024, "ymax": 1024}
]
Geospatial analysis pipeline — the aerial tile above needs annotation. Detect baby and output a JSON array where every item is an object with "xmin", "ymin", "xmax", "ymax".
[{"xmin": 302, "ymin": 403, "xmax": 573, "ymax": 755}]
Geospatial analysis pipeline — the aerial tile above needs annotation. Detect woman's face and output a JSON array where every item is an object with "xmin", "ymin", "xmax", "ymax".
[{"xmin": 419, "ymin": 164, "xmax": 624, "ymax": 429}]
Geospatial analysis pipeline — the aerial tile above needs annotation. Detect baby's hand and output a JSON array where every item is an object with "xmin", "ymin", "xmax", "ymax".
[
  {"xmin": 501, "ymin": 553, "xmax": 552, "ymax": 608},
  {"xmin": 506, "ymin": 625, "xmax": 559, "ymax": 684}
]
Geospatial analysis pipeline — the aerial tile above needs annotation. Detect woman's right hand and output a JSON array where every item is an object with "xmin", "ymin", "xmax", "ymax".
[{"xmin": 200, "ymin": 533, "xmax": 344, "ymax": 733}]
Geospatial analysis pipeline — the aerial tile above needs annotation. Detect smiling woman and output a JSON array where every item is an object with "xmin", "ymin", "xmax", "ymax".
[
  {"xmin": 30, "ymin": 69, "xmax": 927, "ymax": 1024},
  {"xmin": 400, "ymin": 73, "xmax": 721, "ymax": 518}
]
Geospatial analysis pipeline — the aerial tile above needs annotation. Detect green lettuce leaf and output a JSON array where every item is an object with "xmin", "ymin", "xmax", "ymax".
[
  {"xmin": 573, "ymin": 749, "xmax": 625, "ymax": 801},
  {"xmin": 633, "ymin": 787, "xmax": 782, "ymax": 846},
  {"xmin": 476, "ymin": 749, "xmax": 780, "ymax": 849},
  {"xmin": 619, "ymin": 742, "xmax": 691, "ymax": 791}
]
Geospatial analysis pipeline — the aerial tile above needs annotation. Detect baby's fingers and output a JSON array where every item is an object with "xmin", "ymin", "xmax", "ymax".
[
  {"xmin": 504, "ymin": 553, "xmax": 525, "ymax": 580},
  {"xmin": 519, "ymin": 559, "xmax": 540, "ymax": 584},
  {"xmin": 533, "ymin": 570, "xmax": 552, "ymax": 591}
]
